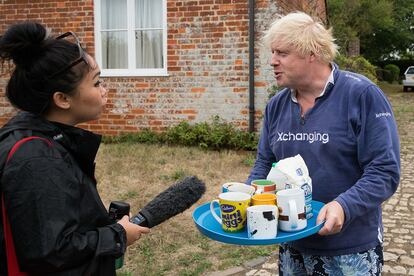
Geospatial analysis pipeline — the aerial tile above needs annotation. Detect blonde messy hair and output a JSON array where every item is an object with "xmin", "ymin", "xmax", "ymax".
[{"xmin": 263, "ymin": 12, "xmax": 338, "ymax": 63}]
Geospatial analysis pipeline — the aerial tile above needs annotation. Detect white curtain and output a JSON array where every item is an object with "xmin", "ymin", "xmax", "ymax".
[
  {"xmin": 135, "ymin": 0, "xmax": 163, "ymax": 68},
  {"xmin": 101, "ymin": 0, "xmax": 128, "ymax": 69},
  {"xmin": 101, "ymin": 0, "xmax": 163, "ymax": 69}
]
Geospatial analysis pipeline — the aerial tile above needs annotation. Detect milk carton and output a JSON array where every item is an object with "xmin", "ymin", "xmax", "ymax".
[
  {"xmin": 266, "ymin": 162, "xmax": 289, "ymax": 192},
  {"xmin": 275, "ymin": 155, "xmax": 313, "ymax": 219},
  {"xmin": 298, "ymin": 176, "xmax": 313, "ymax": 219}
]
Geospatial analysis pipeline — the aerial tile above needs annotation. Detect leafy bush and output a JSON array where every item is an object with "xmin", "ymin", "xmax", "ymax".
[
  {"xmin": 335, "ymin": 54, "xmax": 378, "ymax": 83},
  {"xmin": 163, "ymin": 116, "xmax": 258, "ymax": 150},
  {"xmin": 102, "ymin": 129, "xmax": 160, "ymax": 144},
  {"xmin": 162, "ymin": 121, "xmax": 197, "ymax": 147},
  {"xmin": 374, "ymin": 59, "xmax": 413, "ymax": 78},
  {"xmin": 267, "ymin": 84, "xmax": 280, "ymax": 99},
  {"xmin": 228, "ymin": 130, "xmax": 258, "ymax": 151},
  {"xmin": 381, "ymin": 69, "xmax": 394, "ymax": 83},
  {"xmin": 383, "ymin": 64, "xmax": 400, "ymax": 83},
  {"xmin": 103, "ymin": 116, "xmax": 258, "ymax": 151}
]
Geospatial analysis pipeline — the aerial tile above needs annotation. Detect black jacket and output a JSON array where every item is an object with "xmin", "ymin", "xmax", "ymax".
[{"xmin": 0, "ymin": 112, "xmax": 126, "ymax": 275}]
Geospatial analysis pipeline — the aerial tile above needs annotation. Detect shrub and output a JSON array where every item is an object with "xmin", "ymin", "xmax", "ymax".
[
  {"xmin": 163, "ymin": 115, "xmax": 258, "ymax": 151},
  {"xmin": 162, "ymin": 121, "xmax": 197, "ymax": 147},
  {"xmin": 383, "ymin": 64, "xmax": 400, "ymax": 83},
  {"xmin": 102, "ymin": 129, "xmax": 160, "ymax": 144},
  {"xmin": 103, "ymin": 116, "xmax": 258, "ymax": 151},
  {"xmin": 374, "ymin": 59, "xmax": 414, "ymax": 78},
  {"xmin": 228, "ymin": 130, "xmax": 258, "ymax": 151},
  {"xmin": 381, "ymin": 69, "xmax": 394, "ymax": 83},
  {"xmin": 267, "ymin": 84, "xmax": 279, "ymax": 99},
  {"xmin": 335, "ymin": 54, "xmax": 378, "ymax": 83}
]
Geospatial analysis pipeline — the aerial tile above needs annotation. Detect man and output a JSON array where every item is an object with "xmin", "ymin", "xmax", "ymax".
[{"xmin": 247, "ymin": 12, "xmax": 400, "ymax": 275}]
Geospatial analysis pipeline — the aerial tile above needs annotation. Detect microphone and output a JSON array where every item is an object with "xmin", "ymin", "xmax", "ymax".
[{"xmin": 130, "ymin": 176, "xmax": 206, "ymax": 228}]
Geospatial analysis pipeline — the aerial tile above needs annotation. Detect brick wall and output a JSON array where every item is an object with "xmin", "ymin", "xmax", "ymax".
[
  {"xmin": 0, "ymin": 0, "xmax": 95, "ymax": 127},
  {"xmin": 0, "ymin": 0, "xmax": 326, "ymax": 136}
]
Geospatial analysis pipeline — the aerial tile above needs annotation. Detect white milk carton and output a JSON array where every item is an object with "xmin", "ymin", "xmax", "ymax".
[
  {"xmin": 276, "ymin": 155, "xmax": 313, "ymax": 219},
  {"xmin": 297, "ymin": 176, "xmax": 313, "ymax": 219},
  {"xmin": 266, "ymin": 162, "xmax": 289, "ymax": 192}
]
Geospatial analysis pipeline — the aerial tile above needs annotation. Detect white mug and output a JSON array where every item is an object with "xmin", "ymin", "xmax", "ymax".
[
  {"xmin": 251, "ymin": 179, "xmax": 276, "ymax": 194},
  {"xmin": 227, "ymin": 183, "xmax": 255, "ymax": 196},
  {"xmin": 276, "ymin": 188, "xmax": 307, "ymax": 232},
  {"xmin": 247, "ymin": 205, "xmax": 278, "ymax": 239},
  {"xmin": 222, "ymin": 182, "xmax": 245, "ymax": 193}
]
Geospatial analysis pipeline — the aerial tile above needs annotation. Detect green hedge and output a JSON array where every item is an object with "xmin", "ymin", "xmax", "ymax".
[
  {"xmin": 102, "ymin": 116, "xmax": 258, "ymax": 151},
  {"xmin": 374, "ymin": 59, "xmax": 414, "ymax": 77},
  {"xmin": 335, "ymin": 55, "xmax": 378, "ymax": 83},
  {"xmin": 383, "ymin": 64, "xmax": 400, "ymax": 83}
]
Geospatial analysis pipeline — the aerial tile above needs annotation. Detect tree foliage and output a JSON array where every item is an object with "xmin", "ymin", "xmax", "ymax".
[
  {"xmin": 360, "ymin": 0, "xmax": 414, "ymax": 61},
  {"xmin": 327, "ymin": 0, "xmax": 414, "ymax": 61}
]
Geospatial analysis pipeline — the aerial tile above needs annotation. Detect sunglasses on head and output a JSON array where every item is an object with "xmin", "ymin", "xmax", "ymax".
[
  {"xmin": 48, "ymin": 31, "xmax": 89, "ymax": 78},
  {"xmin": 39, "ymin": 32, "xmax": 90, "ymax": 114}
]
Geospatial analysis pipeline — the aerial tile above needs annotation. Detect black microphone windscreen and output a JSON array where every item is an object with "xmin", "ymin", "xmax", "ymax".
[{"xmin": 137, "ymin": 176, "xmax": 206, "ymax": 228}]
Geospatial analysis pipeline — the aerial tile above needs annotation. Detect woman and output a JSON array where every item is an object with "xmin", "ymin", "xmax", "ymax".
[{"xmin": 0, "ymin": 22, "xmax": 150, "ymax": 275}]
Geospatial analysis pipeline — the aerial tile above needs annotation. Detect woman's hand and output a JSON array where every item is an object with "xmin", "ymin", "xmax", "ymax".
[
  {"xmin": 117, "ymin": 215, "xmax": 150, "ymax": 246},
  {"xmin": 316, "ymin": 201, "xmax": 345, "ymax": 235}
]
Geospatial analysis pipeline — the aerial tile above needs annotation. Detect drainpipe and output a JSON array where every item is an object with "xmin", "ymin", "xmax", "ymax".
[{"xmin": 248, "ymin": 0, "xmax": 255, "ymax": 133}]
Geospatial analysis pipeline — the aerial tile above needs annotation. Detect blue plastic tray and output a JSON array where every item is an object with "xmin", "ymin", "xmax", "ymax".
[{"xmin": 192, "ymin": 200, "xmax": 325, "ymax": 245}]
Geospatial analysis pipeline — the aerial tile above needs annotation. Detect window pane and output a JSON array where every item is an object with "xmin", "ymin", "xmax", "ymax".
[
  {"xmin": 101, "ymin": 0, "xmax": 127, "ymax": 29},
  {"xmin": 135, "ymin": 0, "xmax": 162, "ymax": 28},
  {"xmin": 135, "ymin": 30, "xmax": 163, "ymax": 68},
  {"xmin": 102, "ymin": 31, "xmax": 128, "ymax": 69}
]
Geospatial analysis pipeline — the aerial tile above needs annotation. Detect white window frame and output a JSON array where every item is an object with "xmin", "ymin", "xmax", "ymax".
[{"xmin": 94, "ymin": 0, "xmax": 168, "ymax": 77}]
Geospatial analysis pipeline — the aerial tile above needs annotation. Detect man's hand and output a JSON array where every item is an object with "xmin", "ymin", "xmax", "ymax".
[{"xmin": 316, "ymin": 201, "xmax": 345, "ymax": 235}]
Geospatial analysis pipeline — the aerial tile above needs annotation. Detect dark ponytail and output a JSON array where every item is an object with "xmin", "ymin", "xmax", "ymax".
[{"xmin": 0, "ymin": 21, "xmax": 89, "ymax": 114}]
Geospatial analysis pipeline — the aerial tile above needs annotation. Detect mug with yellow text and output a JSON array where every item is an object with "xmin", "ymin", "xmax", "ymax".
[{"xmin": 210, "ymin": 192, "xmax": 251, "ymax": 232}]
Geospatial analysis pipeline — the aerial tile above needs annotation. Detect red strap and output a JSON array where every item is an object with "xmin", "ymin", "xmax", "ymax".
[
  {"xmin": 6, "ymin": 137, "xmax": 52, "ymax": 162},
  {"xmin": 1, "ymin": 195, "xmax": 26, "ymax": 276},
  {"xmin": 2, "ymin": 136, "xmax": 52, "ymax": 276}
]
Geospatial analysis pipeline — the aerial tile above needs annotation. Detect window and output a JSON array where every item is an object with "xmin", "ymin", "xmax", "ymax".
[
  {"xmin": 406, "ymin": 67, "xmax": 414, "ymax": 74},
  {"xmin": 94, "ymin": 0, "xmax": 167, "ymax": 76}
]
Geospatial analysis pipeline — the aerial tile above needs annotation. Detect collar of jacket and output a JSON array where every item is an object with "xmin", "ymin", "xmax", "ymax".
[
  {"xmin": 51, "ymin": 121, "xmax": 101, "ymax": 180},
  {"xmin": 0, "ymin": 112, "xmax": 102, "ymax": 180}
]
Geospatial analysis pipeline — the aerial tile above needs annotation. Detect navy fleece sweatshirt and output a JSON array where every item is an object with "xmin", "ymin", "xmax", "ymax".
[{"xmin": 247, "ymin": 66, "xmax": 400, "ymax": 255}]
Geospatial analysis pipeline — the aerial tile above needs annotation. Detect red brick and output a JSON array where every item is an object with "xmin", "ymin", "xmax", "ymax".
[
  {"xmin": 191, "ymin": 87, "xmax": 206, "ymax": 93},
  {"xmin": 233, "ymin": 87, "xmax": 248, "ymax": 93},
  {"xmin": 182, "ymin": 109, "xmax": 197, "ymax": 114},
  {"xmin": 135, "ymin": 83, "xmax": 150, "ymax": 88}
]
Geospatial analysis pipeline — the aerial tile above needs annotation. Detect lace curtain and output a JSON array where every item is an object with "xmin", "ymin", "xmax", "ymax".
[{"xmin": 101, "ymin": 0, "xmax": 163, "ymax": 69}]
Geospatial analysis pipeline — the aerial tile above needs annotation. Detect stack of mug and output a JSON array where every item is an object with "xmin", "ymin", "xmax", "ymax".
[{"xmin": 210, "ymin": 180, "xmax": 307, "ymax": 239}]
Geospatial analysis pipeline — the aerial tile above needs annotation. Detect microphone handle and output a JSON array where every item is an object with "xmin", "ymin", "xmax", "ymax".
[{"xmin": 130, "ymin": 213, "xmax": 149, "ymax": 227}]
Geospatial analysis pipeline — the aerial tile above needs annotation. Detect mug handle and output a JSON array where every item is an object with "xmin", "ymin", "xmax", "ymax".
[
  {"xmin": 210, "ymin": 200, "xmax": 222, "ymax": 224},
  {"xmin": 288, "ymin": 199, "xmax": 298, "ymax": 229}
]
